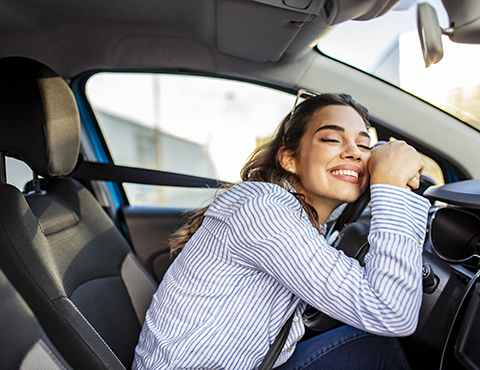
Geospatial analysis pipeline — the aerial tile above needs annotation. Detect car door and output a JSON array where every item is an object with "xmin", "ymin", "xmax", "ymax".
[
  {"xmin": 75, "ymin": 73, "xmax": 295, "ymax": 282},
  {"xmin": 73, "ymin": 70, "xmax": 461, "ymax": 284}
]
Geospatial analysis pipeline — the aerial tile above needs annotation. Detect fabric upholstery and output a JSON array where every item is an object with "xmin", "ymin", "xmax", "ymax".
[
  {"xmin": 0, "ymin": 268, "xmax": 72, "ymax": 370},
  {"xmin": 20, "ymin": 340, "xmax": 68, "ymax": 370},
  {"xmin": 0, "ymin": 182, "xmax": 128, "ymax": 369},
  {"xmin": 0, "ymin": 57, "xmax": 80, "ymax": 177},
  {"xmin": 0, "ymin": 57, "xmax": 158, "ymax": 370},
  {"xmin": 0, "ymin": 176, "xmax": 159, "ymax": 369}
]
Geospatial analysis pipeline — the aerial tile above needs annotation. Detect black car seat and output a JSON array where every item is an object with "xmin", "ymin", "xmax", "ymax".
[
  {"xmin": 0, "ymin": 57, "xmax": 157, "ymax": 370},
  {"xmin": 0, "ymin": 267, "xmax": 73, "ymax": 370}
]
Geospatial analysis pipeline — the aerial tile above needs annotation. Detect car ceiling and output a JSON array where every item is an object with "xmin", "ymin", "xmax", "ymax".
[
  {"xmin": 0, "ymin": 0, "xmax": 400, "ymax": 85},
  {"xmin": 4, "ymin": 0, "xmax": 480, "ymax": 180}
]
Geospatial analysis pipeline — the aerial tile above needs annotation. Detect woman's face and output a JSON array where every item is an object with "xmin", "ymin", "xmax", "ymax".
[{"xmin": 285, "ymin": 105, "xmax": 371, "ymax": 223}]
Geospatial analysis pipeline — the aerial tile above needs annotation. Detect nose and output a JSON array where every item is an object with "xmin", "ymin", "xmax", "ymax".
[{"xmin": 341, "ymin": 141, "xmax": 362, "ymax": 161}]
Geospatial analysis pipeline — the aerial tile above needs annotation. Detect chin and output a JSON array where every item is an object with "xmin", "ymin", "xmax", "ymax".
[{"xmin": 336, "ymin": 190, "xmax": 363, "ymax": 204}]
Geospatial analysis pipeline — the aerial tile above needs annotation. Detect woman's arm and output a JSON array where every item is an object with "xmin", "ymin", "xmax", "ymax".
[{"xmin": 227, "ymin": 185, "xmax": 430, "ymax": 336}]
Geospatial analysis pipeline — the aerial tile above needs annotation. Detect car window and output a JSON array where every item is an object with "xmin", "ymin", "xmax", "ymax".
[
  {"xmin": 5, "ymin": 73, "xmax": 445, "ymax": 202},
  {"xmin": 5, "ymin": 157, "xmax": 33, "ymax": 191},
  {"xmin": 316, "ymin": 0, "xmax": 480, "ymax": 131},
  {"xmin": 86, "ymin": 74, "xmax": 294, "ymax": 207}
]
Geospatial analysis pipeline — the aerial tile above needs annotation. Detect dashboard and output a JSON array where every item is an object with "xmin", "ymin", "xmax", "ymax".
[
  {"xmin": 422, "ymin": 180, "xmax": 480, "ymax": 370},
  {"xmin": 330, "ymin": 180, "xmax": 480, "ymax": 369}
]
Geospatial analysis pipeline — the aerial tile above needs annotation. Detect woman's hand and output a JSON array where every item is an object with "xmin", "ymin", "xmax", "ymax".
[{"xmin": 369, "ymin": 140, "xmax": 424, "ymax": 190}]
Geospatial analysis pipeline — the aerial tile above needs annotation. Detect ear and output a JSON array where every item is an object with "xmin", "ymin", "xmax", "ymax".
[{"xmin": 277, "ymin": 146, "xmax": 296, "ymax": 173}]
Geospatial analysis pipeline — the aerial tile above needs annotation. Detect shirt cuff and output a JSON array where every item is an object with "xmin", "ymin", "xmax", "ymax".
[{"xmin": 369, "ymin": 184, "xmax": 431, "ymax": 247}]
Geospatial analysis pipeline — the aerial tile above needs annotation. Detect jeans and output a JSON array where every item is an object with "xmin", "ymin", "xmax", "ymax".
[{"xmin": 275, "ymin": 325, "xmax": 411, "ymax": 370}]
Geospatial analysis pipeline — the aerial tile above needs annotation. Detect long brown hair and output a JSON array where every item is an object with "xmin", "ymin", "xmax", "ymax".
[{"xmin": 170, "ymin": 93, "xmax": 369, "ymax": 256}]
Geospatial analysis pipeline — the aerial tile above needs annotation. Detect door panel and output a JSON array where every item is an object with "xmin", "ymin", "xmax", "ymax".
[{"xmin": 121, "ymin": 205, "xmax": 192, "ymax": 282}]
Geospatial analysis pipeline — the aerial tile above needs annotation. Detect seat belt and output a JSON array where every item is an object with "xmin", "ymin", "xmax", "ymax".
[
  {"xmin": 258, "ymin": 312, "xmax": 295, "ymax": 370},
  {"xmin": 71, "ymin": 158, "xmax": 228, "ymax": 188},
  {"xmin": 74, "ymin": 158, "xmax": 297, "ymax": 369}
]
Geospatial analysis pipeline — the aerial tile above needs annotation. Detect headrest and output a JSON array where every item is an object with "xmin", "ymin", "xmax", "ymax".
[{"xmin": 0, "ymin": 57, "xmax": 80, "ymax": 177}]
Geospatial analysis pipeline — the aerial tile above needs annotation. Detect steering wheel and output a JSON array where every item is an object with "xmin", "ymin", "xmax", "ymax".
[
  {"xmin": 302, "ymin": 174, "xmax": 436, "ymax": 332},
  {"xmin": 302, "ymin": 189, "xmax": 371, "ymax": 332}
]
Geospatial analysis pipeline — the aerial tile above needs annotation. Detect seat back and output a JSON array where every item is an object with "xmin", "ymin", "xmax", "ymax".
[
  {"xmin": 0, "ymin": 57, "xmax": 157, "ymax": 370},
  {"xmin": 0, "ymin": 267, "xmax": 73, "ymax": 370}
]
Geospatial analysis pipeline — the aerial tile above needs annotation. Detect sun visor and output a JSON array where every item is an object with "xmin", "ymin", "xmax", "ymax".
[
  {"xmin": 216, "ymin": 0, "xmax": 322, "ymax": 62},
  {"xmin": 217, "ymin": 0, "xmax": 401, "ymax": 63}
]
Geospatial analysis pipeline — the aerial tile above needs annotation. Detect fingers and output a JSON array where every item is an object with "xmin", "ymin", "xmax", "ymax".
[
  {"xmin": 406, "ymin": 171, "xmax": 422, "ymax": 190},
  {"xmin": 370, "ymin": 141, "xmax": 388, "ymax": 154},
  {"xmin": 369, "ymin": 140, "xmax": 424, "ymax": 189},
  {"xmin": 407, "ymin": 150, "xmax": 425, "ymax": 190}
]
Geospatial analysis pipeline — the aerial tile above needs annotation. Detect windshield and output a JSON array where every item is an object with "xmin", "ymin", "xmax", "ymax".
[{"xmin": 317, "ymin": 0, "xmax": 480, "ymax": 130}]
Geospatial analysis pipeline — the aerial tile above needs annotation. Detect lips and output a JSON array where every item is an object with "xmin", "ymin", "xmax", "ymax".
[{"xmin": 328, "ymin": 165, "xmax": 364, "ymax": 184}]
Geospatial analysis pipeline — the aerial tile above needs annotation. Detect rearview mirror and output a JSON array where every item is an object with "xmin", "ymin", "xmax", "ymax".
[{"xmin": 417, "ymin": 3, "xmax": 444, "ymax": 68}]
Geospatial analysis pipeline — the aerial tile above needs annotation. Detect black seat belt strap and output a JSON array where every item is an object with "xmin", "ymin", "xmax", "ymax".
[
  {"xmin": 71, "ymin": 159, "xmax": 228, "ymax": 188},
  {"xmin": 258, "ymin": 312, "xmax": 295, "ymax": 370}
]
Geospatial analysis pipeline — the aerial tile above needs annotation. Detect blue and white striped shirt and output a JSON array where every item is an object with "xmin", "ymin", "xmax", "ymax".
[{"xmin": 133, "ymin": 181, "xmax": 430, "ymax": 370}]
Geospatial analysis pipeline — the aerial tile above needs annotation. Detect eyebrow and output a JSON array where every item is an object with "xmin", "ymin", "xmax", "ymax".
[{"xmin": 315, "ymin": 124, "xmax": 370, "ymax": 139}]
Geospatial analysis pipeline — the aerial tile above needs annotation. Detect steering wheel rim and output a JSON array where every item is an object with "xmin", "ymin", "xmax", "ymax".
[{"xmin": 303, "ymin": 174, "xmax": 436, "ymax": 332}]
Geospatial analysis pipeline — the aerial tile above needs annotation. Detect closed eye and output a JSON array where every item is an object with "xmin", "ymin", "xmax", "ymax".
[
  {"xmin": 320, "ymin": 138, "xmax": 339, "ymax": 143},
  {"xmin": 321, "ymin": 138, "xmax": 371, "ymax": 150}
]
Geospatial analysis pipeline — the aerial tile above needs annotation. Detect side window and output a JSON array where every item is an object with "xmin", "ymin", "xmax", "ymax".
[
  {"xmin": 5, "ymin": 157, "xmax": 32, "ymax": 190},
  {"xmin": 420, "ymin": 154, "xmax": 444, "ymax": 186},
  {"xmin": 86, "ymin": 74, "xmax": 293, "ymax": 207},
  {"xmin": 386, "ymin": 136, "xmax": 445, "ymax": 186}
]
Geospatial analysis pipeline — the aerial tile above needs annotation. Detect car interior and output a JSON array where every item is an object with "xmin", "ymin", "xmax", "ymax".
[{"xmin": 0, "ymin": 0, "xmax": 480, "ymax": 369}]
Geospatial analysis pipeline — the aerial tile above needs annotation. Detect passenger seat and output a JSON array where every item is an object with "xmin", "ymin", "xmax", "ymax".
[
  {"xmin": 0, "ymin": 268, "xmax": 73, "ymax": 370},
  {"xmin": 0, "ymin": 57, "xmax": 157, "ymax": 370}
]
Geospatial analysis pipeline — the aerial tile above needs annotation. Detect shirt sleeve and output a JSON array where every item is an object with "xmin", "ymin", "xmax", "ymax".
[{"xmin": 227, "ymin": 184, "xmax": 431, "ymax": 336}]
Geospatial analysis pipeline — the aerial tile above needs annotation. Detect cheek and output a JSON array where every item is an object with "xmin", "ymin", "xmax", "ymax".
[
  {"xmin": 364, "ymin": 152, "xmax": 372, "ymax": 173},
  {"xmin": 361, "ymin": 177, "xmax": 370, "ymax": 193},
  {"xmin": 362, "ymin": 152, "xmax": 372, "ymax": 187}
]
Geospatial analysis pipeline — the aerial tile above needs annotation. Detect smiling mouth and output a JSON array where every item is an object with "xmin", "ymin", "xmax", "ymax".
[{"xmin": 330, "ymin": 169, "xmax": 359, "ymax": 179}]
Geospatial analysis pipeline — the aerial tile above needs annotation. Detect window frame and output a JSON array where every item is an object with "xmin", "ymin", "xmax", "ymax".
[{"xmin": 71, "ymin": 70, "xmax": 468, "ymax": 213}]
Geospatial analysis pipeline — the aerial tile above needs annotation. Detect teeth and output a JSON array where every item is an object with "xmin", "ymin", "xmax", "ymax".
[{"xmin": 331, "ymin": 169, "xmax": 359, "ymax": 178}]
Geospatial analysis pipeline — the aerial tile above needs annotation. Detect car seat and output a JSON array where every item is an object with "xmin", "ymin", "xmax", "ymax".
[
  {"xmin": 0, "ymin": 57, "xmax": 157, "ymax": 370},
  {"xmin": 0, "ymin": 267, "xmax": 73, "ymax": 370}
]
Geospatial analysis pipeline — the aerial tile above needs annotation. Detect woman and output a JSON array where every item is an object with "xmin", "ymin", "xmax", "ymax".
[{"xmin": 133, "ymin": 93, "xmax": 430, "ymax": 370}]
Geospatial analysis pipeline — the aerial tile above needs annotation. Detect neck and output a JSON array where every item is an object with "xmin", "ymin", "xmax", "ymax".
[
  {"xmin": 292, "ymin": 185, "xmax": 337, "ymax": 225},
  {"xmin": 316, "ymin": 207, "xmax": 335, "ymax": 225}
]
